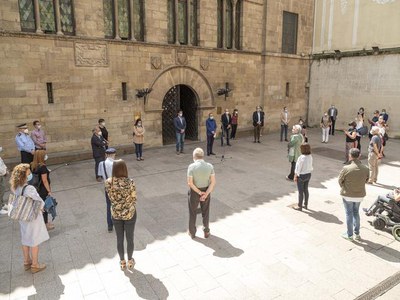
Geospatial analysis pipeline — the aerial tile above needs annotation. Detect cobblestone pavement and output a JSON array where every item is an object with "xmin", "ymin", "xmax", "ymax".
[{"xmin": 1, "ymin": 128, "xmax": 399, "ymax": 300}]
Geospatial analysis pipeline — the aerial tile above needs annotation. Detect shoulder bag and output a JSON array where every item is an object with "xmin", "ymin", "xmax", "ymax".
[{"xmin": 8, "ymin": 185, "xmax": 42, "ymax": 222}]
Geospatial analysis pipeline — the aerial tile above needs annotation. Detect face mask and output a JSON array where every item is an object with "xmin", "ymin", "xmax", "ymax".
[
  {"xmin": 138, "ymin": 123, "xmax": 142, "ymax": 126},
  {"xmin": 324, "ymin": 114, "xmax": 328, "ymax": 117},
  {"xmin": 27, "ymin": 173, "xmax": 33, "ymax": 182},
  {"xmin": 101, "ymin": 122, "xmax": 105, "ymax": 127},
  {"xmin": 178, "ymin": 113, "xmax": 183, "ymax": 117},
  {"xmin": 0, "ymin": 147, "xmax": 2, "ymax": 152},
  {"xmin": 37, "ymin": 125, "xmax": 41, "ymax": 129},
  {"xmin": 23, "ymin": 129, "xmax": 29, "ymax": 134},
  {"xmin": 44, "ymin": 154, "xmax": 48, "ymax": 161},
  {"xmin": 98, "ymin": 131, "xmax": 102, "ymax": 136},
  {"xmin": 210, "ymin": 116, "xmax": 214, "ymax": 120},
  {"xmin": 225, "ymin": 112, "xmax": 229, "ymax": 115}
]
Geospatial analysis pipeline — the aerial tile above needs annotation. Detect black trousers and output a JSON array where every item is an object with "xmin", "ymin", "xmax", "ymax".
[
  {"xmin": 329, "ymin": 117, "xmax": 336, "ymax": 135},
  {"xmin": 280, "ymin": 125, "xmax": 288, "ymax": 141},
  {"xmin": 206, "ymin": 134, "xmax": 214, "ymax": 155},
  {"xmin": 254, "ymin": 125, "xmax": 261, "ymax": 141},
  {"xmin": 221, "ymin": 127, "xmax": 230, "ymax": 146},
  {"xmin": 20, "ymin": 151, "xmax": 33, "ymax": 164},
  {"xmin": 94, "ymin": 156, "xmax": 104, "ymax": 178},
  {"xmin": 188, "ymin": 188, "xmax": 210, "ymax": 236},
  {"xmin": 113, "ymin": 213, "xmax": 137, "ymax": 261},
  {"xmin": 230, "ymin": 124, "xmax": 237, "ymax": 139},
  {"xmin": 287, "ymin": 161, "xmax": 296, "ymax": 180}
]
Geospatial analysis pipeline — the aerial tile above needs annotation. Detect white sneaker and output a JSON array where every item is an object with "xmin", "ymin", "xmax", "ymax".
[
  {"xmin": 354, "ymin": 234, "xmax": 361, "ymax": 241},
  {"xmin": 0, "ymin": 209, "xmax": 8, "ymax": 215}
]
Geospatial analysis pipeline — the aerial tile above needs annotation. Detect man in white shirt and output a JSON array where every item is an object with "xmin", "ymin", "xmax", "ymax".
[
  {"xmin": 98, "ymin": 147, "xmax": 116, "ymax": 232},
  {"xmin": 280, "ymin": 107, "xmax": 290, "ymax": 142}
]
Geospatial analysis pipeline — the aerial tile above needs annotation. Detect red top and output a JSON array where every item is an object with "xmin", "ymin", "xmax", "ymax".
[{"xmin": 231, "ymin": 115, "xmax": 238, "ymax": 125}]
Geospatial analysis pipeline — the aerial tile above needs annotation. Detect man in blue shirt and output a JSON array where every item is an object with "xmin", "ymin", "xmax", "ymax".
[
  {"xmin": 206, "ymin": 113, "xmax": 217, "ymax": 156},
  {"xmin": 15, "ymin": 123, "xmax": 35, "ymax": 163}
]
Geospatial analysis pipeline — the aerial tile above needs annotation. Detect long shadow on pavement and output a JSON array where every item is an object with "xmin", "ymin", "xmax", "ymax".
[
  {"xmin": 124, "ymin": 269, "xmax": 169, "ymax": 300},
  {"xmin": 192, "ymin": 235, "xmax": 244, "ymax": 258},
  {"xmin": 302, "ymin": 209, "xmax": 344, "ymax": 224}
]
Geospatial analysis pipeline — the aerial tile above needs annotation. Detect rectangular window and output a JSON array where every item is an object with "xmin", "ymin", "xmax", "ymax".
[
  {"xmin": 286, "ymin": 82, "xmax": 290, "ymax": 97},
  {"xmin": 18, "ymin": 0, "xmax": 36, "ymax": 32},
  {"xmin": 122, "ymin": 82, "xmax": 127, "ymax": 100},
  {"xmin": 167, "ymin": 0, "xmax": 175, "ymax": 44},
  {"xmin": 47, "ymin": 82, "xmax": 54, "ymax": 104},
  {"xmin": 59, "ymin": 0, "xmax": 74, "ymax": 35},
  {"xmin": 217, "ymin": 0, "xmax": 223, "ymax": 48},
  {"xmin": 133, "ymin": 0, "xmax": 144, "ymax": 41},
  {"xmin": 225, "ymin": 0, "xmax": 233, "ymax": 49},
  {"xmin": 39, "ymin": 0, "xmax": 56, "ymax": 33},
  {"xmin": 178, "ymin": 0, "xmax": 188, "ymax": 45},
  {"xmin": 103, "ymin": 0, "xmax": 115, "ymax": 38},
  {"xmin": 190, "ymin": 0, "xmax": 197, "ymax": 46},
  {"xmin": 282, "ymin": 11, "xmax": 298, "ymax": 54},
  {"xmin": 118, "ymin": 0, "xmax": 130, "ymax": 39}
]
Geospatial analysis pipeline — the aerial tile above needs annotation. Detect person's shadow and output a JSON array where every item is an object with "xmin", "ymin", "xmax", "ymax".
[
  {"xmin": 303, "ymin": 209, "xmax": 343, "ymax": 225},
  {"xmin": 28, "ymin": 275, "xmax": 65, "ymax": 299},
  {"xmin": 125, "ymin": 268, "xmax": 169, "ymax": 300},
  {"xmin": 353, "ymin": 237, "xmax": 400, "ymax": 263},
  {"xmin": 193, "ymin": 234, "xmax": 244, "ymax": 258}
]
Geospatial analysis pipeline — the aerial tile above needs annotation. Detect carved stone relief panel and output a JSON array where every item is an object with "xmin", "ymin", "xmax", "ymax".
[
  {"xmin": 176, "ymin": 50, "xmax": 188, "ymax": 65},
  {"xmin": 74, "ymin": 42, "xmax": 108, "ymax": 67},
  {"xmin": 151, "ymin": 56, "xmax": 162, "ymax": 69},
  {"xmin": 200, "ymin": 58, "xmax": 209, "ymax": 71}
]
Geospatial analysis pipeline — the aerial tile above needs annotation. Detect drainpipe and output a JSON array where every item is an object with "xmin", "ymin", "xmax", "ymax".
[
  {"xmin": 306, "ymin": 0, "xmax": 316, "ymax": 126},
  {"xmin": 260, "ymin": 0, "xmax": 268, "ymax": 108}
]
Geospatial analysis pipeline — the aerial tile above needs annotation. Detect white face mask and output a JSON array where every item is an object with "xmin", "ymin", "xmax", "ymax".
[
  {"xmin": 23, "ymin": 129, "xmax": 29, "ymax": 134},
  {"xmin": 98, "ymin": 131, "xmax": 102, "ymax": 136},
  {"xmin": 44, "ymin": 154, "xmax": 48, "ymax": 161},
  {"xmin": 225, "ymin": 112, "xmax": 229, "ymax": 115},
  {"xmin": 178, "ymin": 113, "xmax": 183, "ymax": 117},
  {"xmin": 101, "ymin": 122, "xmax": 105, "ymax": 127},
  {"xmin": 37, "ymin": 125, "xmax": 41, "ymax": 129},
  {"xmin": 138, "ymin": 123, "xmax": 142, "ymax": 126},
  {"xmin": 210, "ymin": 116, "xmax": 214, "ymax": 120}
]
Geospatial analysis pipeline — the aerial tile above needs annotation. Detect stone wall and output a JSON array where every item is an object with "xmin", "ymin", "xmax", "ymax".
[
  {"xmin": 309, "ymin": 54, "xmax": 400, "ymax": 137},
  {"xmin": 0, "ymin": 0, "xmax": 314, "ymax": 161}
]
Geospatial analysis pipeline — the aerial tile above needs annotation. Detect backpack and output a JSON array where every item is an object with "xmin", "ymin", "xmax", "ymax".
[{"xmin": 28, "ymin": 169, "xmax": 42, "ymax": 191}]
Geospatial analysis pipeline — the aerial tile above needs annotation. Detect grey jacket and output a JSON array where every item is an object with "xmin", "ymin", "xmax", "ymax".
[{"xmin": 338, "ymin": 160, "xmax": 369, "ymax": 197}]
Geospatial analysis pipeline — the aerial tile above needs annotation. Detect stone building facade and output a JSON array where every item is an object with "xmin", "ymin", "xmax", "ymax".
[
  {"xmin": 0, "ymin": 0, "xmax": 314, "ymax": 161},
  {"xmin": 309, "ymin": 0, "xmax": 400, "ymax": 137}
]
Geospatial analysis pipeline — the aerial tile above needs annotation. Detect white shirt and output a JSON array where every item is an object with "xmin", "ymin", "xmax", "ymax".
[
  {"xmin": 97, "ymin": 158, "xmax": 114, "ymax": 181},
  {"xmin": 330, "ymin": 108, "xmax": 335, "ymax": 116},
  {"xmin": 295, "ymin": 155, "xmax": 313, "ymax": 176},
  {"xmin": 343, "ymin": 196, "xmax": 364, "ymax": 203},
  {"xmin": 257, "ymin": 112, "xmax": 261, "ymax": 122},
  {"xmin": 284, "ymin": 112, "xmax": 288, "ymax": 122}
]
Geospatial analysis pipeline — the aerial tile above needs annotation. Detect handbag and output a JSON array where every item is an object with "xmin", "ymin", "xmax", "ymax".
[
  {"xmin": 8, "ymin": 185, "xmax": 42, "ymax": 222},
  {"xmin": 357, "ymin": 126, "xmax": 368, "ymax": 136}
]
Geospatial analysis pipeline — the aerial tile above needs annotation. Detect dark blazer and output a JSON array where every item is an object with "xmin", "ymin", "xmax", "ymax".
[
  {"xmin": 173, "ymin": 116, "xmax": 186, "ymax": 133},
  {"xmin": 91, "ymin": 134, "xmax": 107, "ymax": 158},
  {"xmin": 99, "ymin": 126, "xmax": 109, "ymax": 141},
  {"xmin": 328, "ymin": 107, "xmax": 338, "ymax": 120},
  {"xmin": 252, "ymin": 111, "xmax": 265, "ymax": 127},
  {"xmin": 221, "ymin": 113, "xmax": 232, "ymax": 129}
]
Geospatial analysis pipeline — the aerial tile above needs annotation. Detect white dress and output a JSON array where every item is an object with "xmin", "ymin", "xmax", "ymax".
[{"xmin": 15, "ymin": 185, "xmax": 49, "ymax": 247}]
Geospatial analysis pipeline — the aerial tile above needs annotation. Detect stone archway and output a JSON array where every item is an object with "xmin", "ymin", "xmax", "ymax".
[{"xmin": 145, "ymin": 66, "xmax": 214, "ymax": 112}]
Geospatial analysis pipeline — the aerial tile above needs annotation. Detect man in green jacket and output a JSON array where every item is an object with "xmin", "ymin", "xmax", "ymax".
[{"xmin": 338, "ymin": 148, "xmax": 369, "ymax": 241}]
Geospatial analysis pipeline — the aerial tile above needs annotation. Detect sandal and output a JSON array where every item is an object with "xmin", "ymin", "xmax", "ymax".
[
  {"xmin": 24, "ymin": 262, "xmax": 32, "ymax": 271},
  {"xmin": 31, "ymin": 263, "xmax": 46, "ymax": 274},
  {"xmin": 120, "ymin": 260, "xmax": 126, "ymax": 270},
  {"xmin": 127, "ymin": 259, "xmax": 135, "ymax": 270}
]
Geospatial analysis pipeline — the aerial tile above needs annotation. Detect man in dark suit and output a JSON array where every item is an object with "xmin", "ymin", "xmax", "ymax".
[
  {"xmin": 173, "ymin": 110, "xmax": 186, "ymax": 155},
  {"xmin": 220, "ymin": 108, "xmax": 232, "ymax": 146},
  {"xmin": 328, "ymin": 104, "xmax": 338, "ymax": 135},
  {"xmin": 252, "ymin": 106, "xmax": 265, "ymax": 143},
  {"xmin": 91, "ymin": 126, "xmax": 107, "ymax": 182}
]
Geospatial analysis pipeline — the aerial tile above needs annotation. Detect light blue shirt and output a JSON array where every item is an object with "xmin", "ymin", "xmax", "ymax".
[
  {"xmin": 98, "ymin": 158, "xmax": 114, "ymax": 181},
  {"xmin": 15, "ymin": 133, "xmax": 35, "ymax": 153}
]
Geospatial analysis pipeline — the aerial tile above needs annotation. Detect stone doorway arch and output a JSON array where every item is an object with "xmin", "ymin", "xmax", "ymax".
[{"xmin": 145, "ymin": 66, "xmax": 215, "ymax": 144}]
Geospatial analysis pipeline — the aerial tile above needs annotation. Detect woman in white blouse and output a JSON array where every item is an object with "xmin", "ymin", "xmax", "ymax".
[
  {"xmin": 9, "ymin": 164, "xmax": 49, "ymax": 273},
  {"xmin": 293, "ymin": 143, "xmax": 313, "ymax": 211}
]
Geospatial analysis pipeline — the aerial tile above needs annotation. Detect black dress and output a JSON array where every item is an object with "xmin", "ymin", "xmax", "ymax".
[{"xmin": 34, "ymin": 164, "xmax": 50, "ymax": 223}]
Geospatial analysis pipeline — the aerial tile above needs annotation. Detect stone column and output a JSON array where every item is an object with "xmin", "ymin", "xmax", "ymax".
[
  {"xmin": 114, "ymin": 0, "xmax": 121, "ymax": 39},
  {"xmin": 187, "ymin": 0, "xmax": 191, "ymax": 45},
  {"xmin": 222, "ymin": 0, "xmax": 226, "ymax": 48},
  {"xmin": 129, "ymin": 0, "xmax": 136, "ymax": 41},
  {"xmin": 33, "ymin": 0, "xmax": 43, "ymax": 33},
  {"xmin": 232, "ymin": 0, "xmax": 237, "ymax": 50},
  {"xmin": 54, "ymin": 0, "xmax": 63, "ymax": 35},
  {"xmin": 175, "ymin": 0, "xmax": 179, "ymax": 44}
]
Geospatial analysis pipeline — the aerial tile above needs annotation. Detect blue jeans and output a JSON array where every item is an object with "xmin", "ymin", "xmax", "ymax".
[
  {"xmin": 134, "ymin": 143, "xmax": 143, "ymax": 158},
  {"xmin": 105, "ymin": 190, "xmax": 113, "ymax": 228},
  {"xmin": 296, "ymin": 173, "xmax": 311, "ymax": 207},
  {"xmin": 176, "ymin": 132, "xmax": 185, "ymax": 152},
  {"xmin": 343, "ymin": 199, "xmax": 361, "ymax": 237}
]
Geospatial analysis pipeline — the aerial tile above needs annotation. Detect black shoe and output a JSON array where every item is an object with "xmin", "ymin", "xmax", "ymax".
[
  {"xmin": 257, "ymin": 141, "xmax": 261, "ymax": 143},
  {"xmin": 227, "ymin": 144, "xmax": 231, "ymax": 146},
  {"xmin": 304, "ymin": 205, "xmax": 308, "ymax": 210},
  {"xmin": 253, "ymin": 141, "xmax": 256, "ymax": 143},
  {"xmin": 207, "ymin": 153, "xmax": 210, "ymax": 156},
  {"xmin": 210, "ymin": 152, "xmax": 216, "ymax": 155},
  {"xmin": 293, "ymin": 206, "xmax": 302, "ymax": 211},
  {"xmin": 108, "ymin": 226, "xmax": 113, "ymax": 233},
  {"xmin": 285, "ymin": 139, "xmax": 288, "ymax": 142},
  {"xmin": 285, "ymin": 176, "xmax": 293, "ymax": 181}
]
